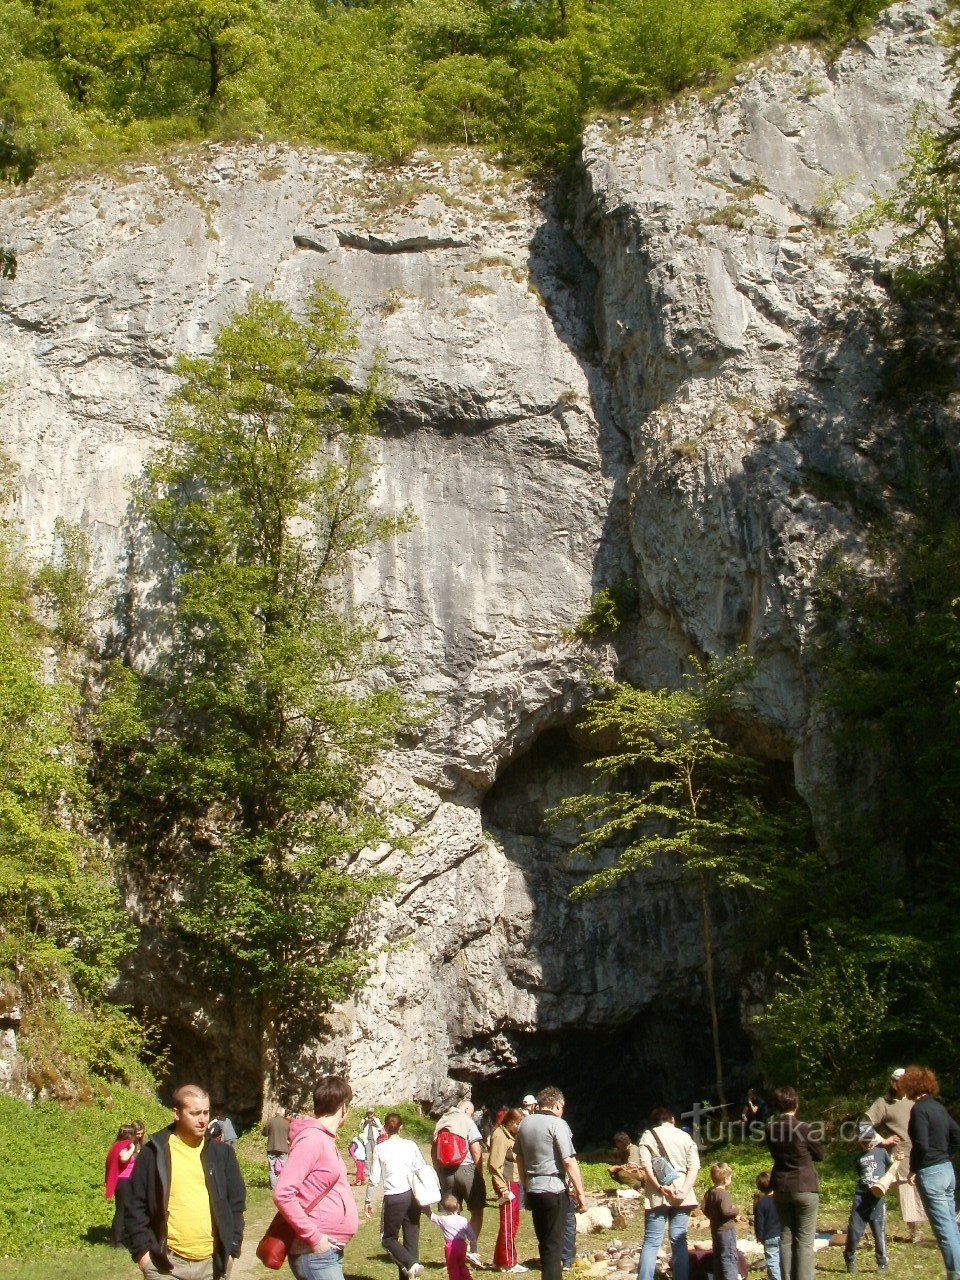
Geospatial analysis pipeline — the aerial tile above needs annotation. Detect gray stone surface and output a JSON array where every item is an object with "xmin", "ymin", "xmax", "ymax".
[{"xmin": 0, "ymin": 0, "xmax": 949, "ymax": 1113}]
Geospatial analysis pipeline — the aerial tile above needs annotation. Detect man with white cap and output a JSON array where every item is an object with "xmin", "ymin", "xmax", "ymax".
[
  {"xmin": 865, "ymin": 1068, "xmax": 926, "ymax": 1243},
  {"xmin": 522, "ymin": 1096, "xmax": 538, "ymax": 1116}
]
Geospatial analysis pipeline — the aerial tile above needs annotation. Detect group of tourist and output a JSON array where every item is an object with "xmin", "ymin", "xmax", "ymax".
[
  {"xmin": 352, "ymin": 1089, "xmax": 587, "ymax": 1280},
  {"xmin": 105, "ymin": 1063, "xmax": 960, "ymax": 1280},
  {"xmin": 617, "ymin": 1067, "xmax": 960, "ymax": 1280}
]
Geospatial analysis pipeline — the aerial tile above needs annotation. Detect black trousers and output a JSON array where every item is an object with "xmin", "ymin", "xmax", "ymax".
[
  {"xmin": 528, "ymin": 1191, "xmax": 567, "ymax": 1280},
  {"xmin": 112, "ymin": 1178, "xmax": 132, "ymax": 1248},
  {"xmin": 381, "ymin": 1190, "xmax": 421, "ymax": 1280}
]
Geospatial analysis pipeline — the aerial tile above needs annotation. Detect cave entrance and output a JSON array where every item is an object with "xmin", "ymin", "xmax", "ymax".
[{"xmin": 472, "ymin": 719, "xmax": 800, "ymax": 1143}]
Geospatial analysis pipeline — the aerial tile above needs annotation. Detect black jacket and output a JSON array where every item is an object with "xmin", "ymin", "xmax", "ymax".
[
  {"xmin": 125, "ymin": 1126, "xmax": 245, "ymax": 1277},
  {"xmin": 909, "ymin": 1095, "xmax": 960, "ymax": 1173},
  {"xmin": 765, "ymin": 1115, "xmax": 824, "ymax": 1195}
]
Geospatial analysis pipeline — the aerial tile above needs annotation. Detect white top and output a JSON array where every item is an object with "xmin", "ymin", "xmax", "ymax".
[
  {"xmin": 431, "ymin": 1210, "xmax": 476, "ymax": 1246},
  {"xmin": 368, "ymin": 1135, "xmax": 426, "ymax": 1197},
  {"xmin": 638, "ymin": 1124, "xmax": 701, "ymax": 1210}
]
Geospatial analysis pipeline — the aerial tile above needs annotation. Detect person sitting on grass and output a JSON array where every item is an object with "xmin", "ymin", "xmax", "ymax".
[
  {"xmin": 701, "ymin": 1162, "xmax": 740, "ymax": 1280},
  {"xmin": 843, "ymin": 1124, "xmax": 890, "ymax": 1274},
  {"xmin": 608, "ymin": 1132, "xmax": 643, "ymax": 1187}
]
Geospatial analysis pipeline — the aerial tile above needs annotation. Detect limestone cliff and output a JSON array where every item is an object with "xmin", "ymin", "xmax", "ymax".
[{"xmin": 0, "ymin": 0, "xmax": 948, "ymax": 1123}]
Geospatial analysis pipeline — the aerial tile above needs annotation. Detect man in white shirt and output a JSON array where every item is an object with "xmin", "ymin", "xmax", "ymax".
[{"xmin": 636, "ymin": 1108, "xmax": 700, "ymax": 1280}]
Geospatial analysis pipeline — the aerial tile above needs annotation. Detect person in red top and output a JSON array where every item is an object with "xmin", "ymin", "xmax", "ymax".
[
  {"xmin": 274, "ymin": 1075, "xmax": 359, "ymax": 1280},
  {"xmin": 105, "ymin": 1124, "xmax": 138, "ymax": 1248}
]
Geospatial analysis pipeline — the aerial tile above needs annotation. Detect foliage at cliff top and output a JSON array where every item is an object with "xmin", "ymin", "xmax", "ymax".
[{"xmin": 0, "ymin": 0, "xmax": 890, "ymax": 175}]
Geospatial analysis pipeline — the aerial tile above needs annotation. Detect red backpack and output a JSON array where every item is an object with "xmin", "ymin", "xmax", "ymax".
[{"xmin": 435, "ymin": 1129, "xmax": 468, "ymax": 1170}]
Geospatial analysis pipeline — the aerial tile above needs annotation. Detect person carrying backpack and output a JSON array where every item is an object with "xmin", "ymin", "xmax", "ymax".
[{"xmin": 432, "ymin": 1100, "xmax": 487, "ymax": 1246}]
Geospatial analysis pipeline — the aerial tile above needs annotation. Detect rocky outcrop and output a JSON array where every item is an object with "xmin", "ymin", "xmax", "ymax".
[
  {"xmin": 0, "ymin": 0, "xmax": 949, "ymax": 1122},
  {"xmin": 572, "ymin": 0, "xmax": 950, "ymax": 818}
]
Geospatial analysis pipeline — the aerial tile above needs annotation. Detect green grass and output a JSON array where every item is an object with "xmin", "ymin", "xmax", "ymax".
[
  {"xmin": 0, "ymin": 1089, "xmax": 169, "ymax": 1262},
  {"xmin": 0, "ymin": 1112, "xmax": 945, "ymax": 1280}
]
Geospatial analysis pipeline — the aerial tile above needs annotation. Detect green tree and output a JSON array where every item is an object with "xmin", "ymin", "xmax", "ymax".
[
  {"xmin": 754, "ymin": 927, "xmax": 936, "ymax": 1089},
  {"xmin": 96, "ymin": 283, "xmax": 417, "ymax": 1104},
  {"xmin": 0, "ymin": 125, "xmax": 35, "ymax": 279},
  {"xmin": 153, "ymin": 0, "xmax": 268, "ymax": 110},
  {"xmin": 0, "ymin": 462, "xmax": 138, "ymax": 1093},
  {"xmin": 854, "ymin": 115, "xmax": 960, "ymax": 302},
  {"xmin": 549, "ymin": 652, "xmax": 808, "ymax": 1107}
]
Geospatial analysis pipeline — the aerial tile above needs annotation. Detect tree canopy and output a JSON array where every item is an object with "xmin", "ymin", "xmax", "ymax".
[
  {"xmin": 95, "ymin": 284, "xmax": 417, "ymax": 1101},
  {"xmin": 0, "ymin": 0, "xmax": 892, "ymax": 175}
]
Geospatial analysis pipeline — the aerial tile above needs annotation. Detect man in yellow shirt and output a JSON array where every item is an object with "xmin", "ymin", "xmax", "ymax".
[{"xmin": 126, "ymin": 1084, "xmax": 246, "ymax": 1279}]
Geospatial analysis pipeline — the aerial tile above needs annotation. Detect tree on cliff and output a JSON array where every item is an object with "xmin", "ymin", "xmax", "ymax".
[
  {"xmin": 0, "ymin": 458, "xmax": 140, "ymax": 1093},
  {"xmin": 1, "ymin": 128, "xmax": 36, "ymax": 279},
  {"xmin": 95, "ymin": 284, "xmax": 417, "ymax": 1103},
  {"xmin": 548, "ymin": 653, "xmax": 810, "ymax": 1109}
]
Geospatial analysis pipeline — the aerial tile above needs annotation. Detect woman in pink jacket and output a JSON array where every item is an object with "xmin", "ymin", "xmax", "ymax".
[
  {"xmin": 104, "ymin": 1123, "xmax": 137, "ymax": 1248},
  {"xmin": 274, "ymin": 1076, "xmax": 359, "ymax": 1280}
]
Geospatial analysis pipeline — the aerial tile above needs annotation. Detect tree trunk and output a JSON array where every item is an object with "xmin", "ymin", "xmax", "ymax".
[
  {"xmin": 259, "ymin": 993, "xmax": 278, "ymax": 1122},
  {"xmin": 208, "ymin": 42, "xmax": 221, "ymax": 101},
  {"xmin": 697, "ymin": 871, "xmax": 728, "ymax": 1112}
]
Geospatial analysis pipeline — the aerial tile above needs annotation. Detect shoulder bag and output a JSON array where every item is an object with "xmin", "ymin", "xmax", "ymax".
[
  {"xmin": 411, "ymin": 1160, "xmax": 443, "ymax": 1207},
  {"xmin": 644, "ymin": 1129, "xmax": 679, "ymax": 1188},
  {"xmin": 256, "ymin": 1177, "xmax": 338, "ymax": 1270}
]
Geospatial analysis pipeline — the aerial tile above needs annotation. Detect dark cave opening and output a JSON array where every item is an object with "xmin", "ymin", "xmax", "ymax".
[{"xmin": 469, "ymin": 719, "xmax": 802, "ymax": 1144}]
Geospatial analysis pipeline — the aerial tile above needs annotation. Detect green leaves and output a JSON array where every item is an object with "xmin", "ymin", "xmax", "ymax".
[
  {"xmin": 0, "ymin": 123, "xmax": 35, "ymax": 279},
  {"xmin": 0, "ymin": 463, "xmax": 138, "ymax": 1093},
  {"xmin": 0, "ymin": 0, "xmax": 901, "ymax": 176},
  {"xmin": 550, "ymin": 650, "xmax": 773, "ymax": 897},
  {"xmin": 853, "ymin": 113, "xmax": 960, "ymax": 302},
  {"xmin": 98, "ymin": 284, "xmax": 416, "ymax": 1084}
]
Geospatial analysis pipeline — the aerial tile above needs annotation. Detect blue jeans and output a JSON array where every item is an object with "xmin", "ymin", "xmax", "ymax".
[
  {"xmin": 844, "ymin": 1191, "xmax": 887, "ymax": 1267},
  {"xmin": 916, "ymin": 1162, "xmax": 960, "ymax": 1278},
  {"xmin": 291, "ymin": 1249, "xmax": 347, "ymax": 1280},
  {"xmin": 561, "ymin": 1191, "xmax": 576, "ymax": 1266},
  {"xmin": 712, "ymin": 1230, "xmax": 739, "ymax": 1280},
  {"xmin": 763, "ymin": 1237, "xmax": 782, "ymax": 1280},
  {"xmin": 638, "ymin": 1207, "xmax": 690, "ymax": 1280}
]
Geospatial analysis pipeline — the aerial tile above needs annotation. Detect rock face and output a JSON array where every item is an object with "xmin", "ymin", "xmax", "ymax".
[{"xmin": 0, "ymin": 0, "xmax": 949, "ymax": 1124}]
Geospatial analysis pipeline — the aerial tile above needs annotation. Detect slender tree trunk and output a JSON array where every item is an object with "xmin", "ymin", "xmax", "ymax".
[
  {"xmin": 259, "ymin": 993, "xmax": 278, "ymax": 1122},
  {"xmin": 208, "ymin": 43, "xmax": 221, "ymax": 102},
  {"xmin": 697, "ymin": 870, "xmax": 727, "ymax": 1112}
]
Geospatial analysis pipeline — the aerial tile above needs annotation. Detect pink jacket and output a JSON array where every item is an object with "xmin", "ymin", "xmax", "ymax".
[
  {"xmin": 273, "ymin": 1118, "xmax": 358, "ymax": 1252},
  {"xmin": 104, "ymin": 1140, "xmax": 135, "ymax": 1200}
]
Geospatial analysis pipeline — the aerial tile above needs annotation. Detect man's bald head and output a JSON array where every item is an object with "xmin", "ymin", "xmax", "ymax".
[{"xmin": 172, "ymin": 1085, "xmax": 210, "ymax": 1146}]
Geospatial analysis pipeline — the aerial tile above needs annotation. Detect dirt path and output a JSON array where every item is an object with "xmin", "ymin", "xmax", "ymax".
[{"xmin": 231, "ymin": 1190, "xmax": 275, "ymax": 1280}]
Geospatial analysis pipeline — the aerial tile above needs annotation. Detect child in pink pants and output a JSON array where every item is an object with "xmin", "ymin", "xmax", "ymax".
[{"xmin": 430, "ymin": 1194, "xmax": 478, "ymax": 1280}]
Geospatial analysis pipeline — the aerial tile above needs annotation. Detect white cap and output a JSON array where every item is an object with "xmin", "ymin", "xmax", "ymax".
[
  {"xmin": 891, "ymin": 1068, "xmax": 905, "ymax": 1079},
  {"xmin": 522, "ymin": 1094, "xmax": 537, "ymax": 1107}
]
